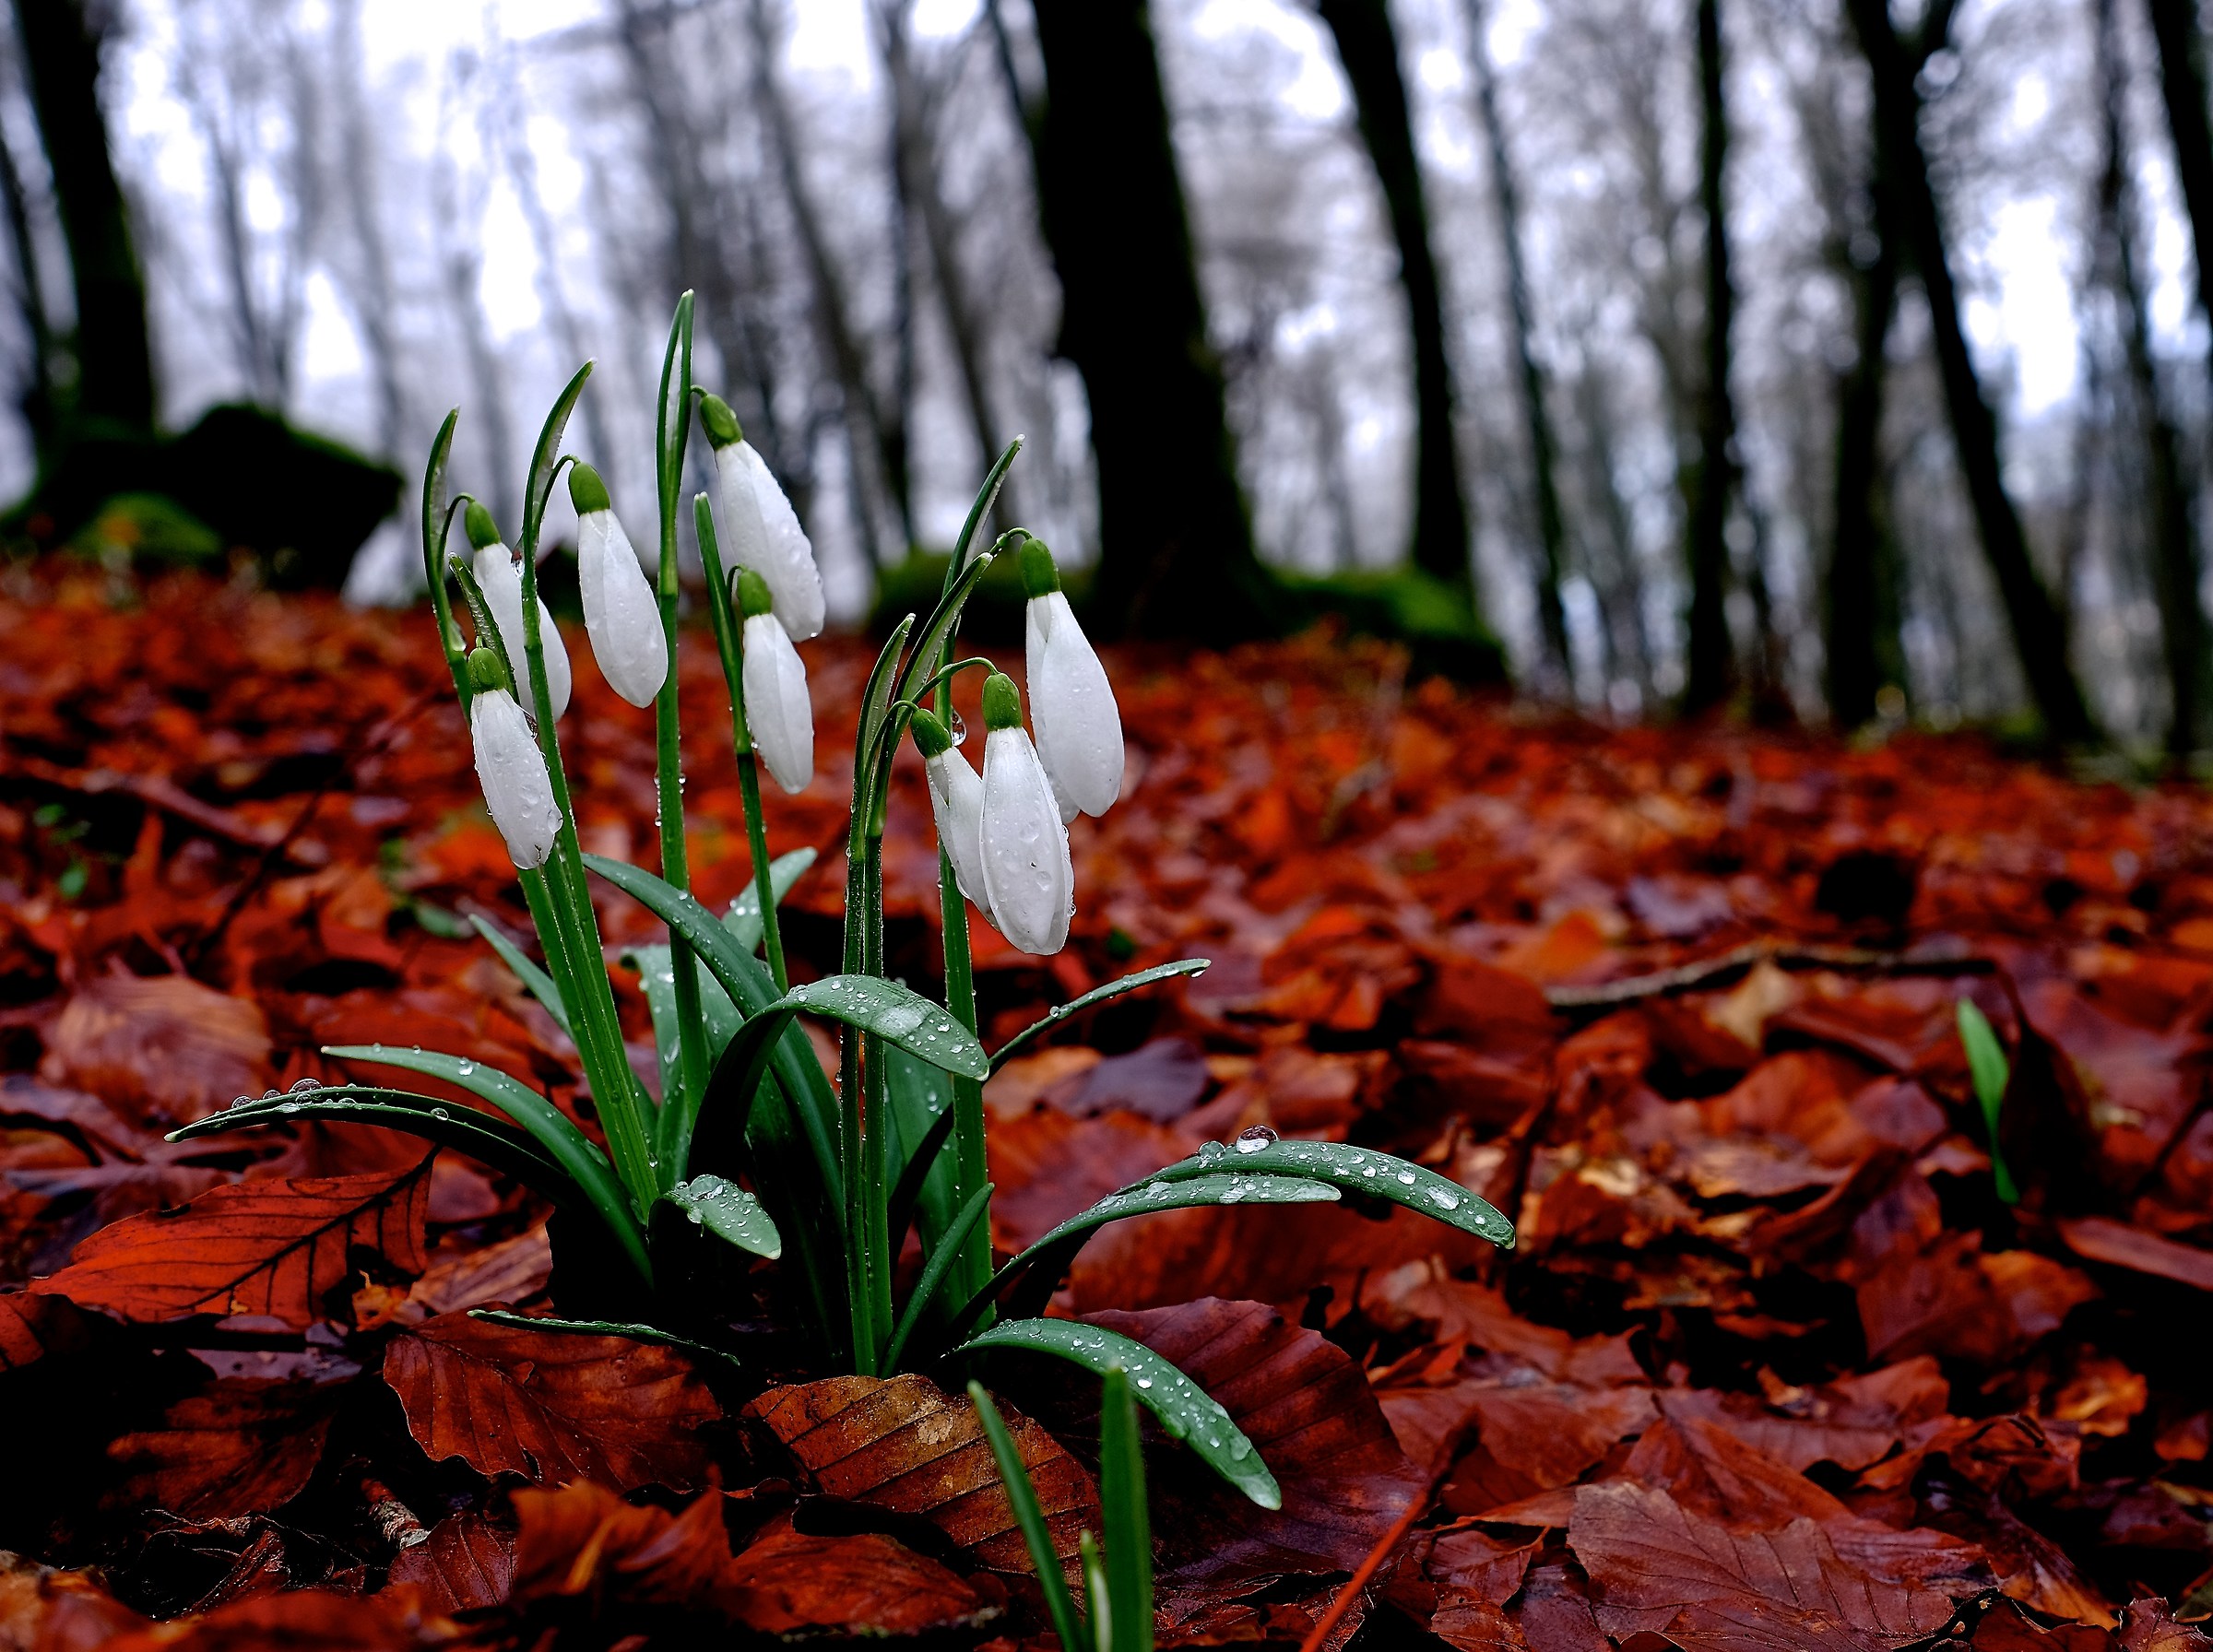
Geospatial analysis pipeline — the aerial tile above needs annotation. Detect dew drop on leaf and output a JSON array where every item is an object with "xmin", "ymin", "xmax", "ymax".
[{"xmin": 1234, "ymin": 1125, "xmax": 1277, "ymax": 1153}]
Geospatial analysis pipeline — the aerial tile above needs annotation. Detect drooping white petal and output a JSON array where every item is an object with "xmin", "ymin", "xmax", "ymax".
[
  {"xmin": 474, "ymin": 544, "xmax": 572, "ymax": 721},
  {"xmin": 715, "ymin": 441, "xmax": 825, "ymax": 641},
  {"xmin": 1027, "ymin": 591, "xmax": 1122, "ymax": 819},
  {"xmin": 927, "ymin": 746, "xmax": 992, "ymax": 920},
  {"xmin": 741, "ymin": 612, "xmax": 814, "ymax": 794},
  {"xmin": 469, "ymin": 687, "xmax": 562, "ymax": 869},
  {"xmin": 978, "ymin": 725, "xmax": 1073, "ymax": 955},
  {"xmin": 577, "ymin": 510, "xmax": 667, "ymax": 708}
]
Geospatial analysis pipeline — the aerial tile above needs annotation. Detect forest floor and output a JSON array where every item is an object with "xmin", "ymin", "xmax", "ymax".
[{"xmin": 2, "ymin": 566, "xmax": 2211, "ymax": 1650}]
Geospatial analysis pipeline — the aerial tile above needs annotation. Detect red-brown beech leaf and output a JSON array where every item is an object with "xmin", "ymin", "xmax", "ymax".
[
  {"xmin": 0, "ymin": 1292, "xmax": 78, "ymax": 1373},
  {"xmin": 382, "ymin": 1312, "xmax": 717, "ymax": 1492},
  {"xmin": 41, "ymin": 971, "xmax": 272, "ymax": 1130},
  {"xmin": 2118, "ymin": 1598, "xmax": 2213, "ymax": 1651},
  {"xmin": 386, "ymin": 1512, "xmax": 516, "ymax": 1614},
  {"xmin": 743, "ymin": 1373, "xmax": 1098, "ymax": 1575},
  {"xmin": 510, "ymin": 1481, "xmax": 733, "ymax": 1611},
  {"xmin": 0, "ymin": 1550, "xmax": 151, "ymax": 1649},
  {"xmin": 727, "ymin": 1515, "xmax": 1003, "ymax": 1637},
  {"xmin": 107, "ymin": 1377, "xmax": 343, "ymax": 1519},
  {"xmin": 1079, "ymin": 1297, "xmax": 1426, "ymax": 1584},
  {"xmin": 1568, "ymin": 1481, "xmax": 1958, "ymax": 1652},
  {"xmin": 30, "ymin": 1157, "xmax": 433, "ymax": 1325},
  {"xmin": 92, "ymin": 1584, "xmax": 460, "ymax": 1650}
]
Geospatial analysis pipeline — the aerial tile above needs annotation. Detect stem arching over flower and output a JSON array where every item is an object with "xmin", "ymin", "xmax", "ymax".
[
  {"xmin": 466, "ymin": 647, "xmax": 562, "ymax": 870},
  {"xmin": 466, "ymin": 502, "xmax": 572, "ymax": 722},
  {"xmin": 1022, "ymin": 541, "xmax": 1123, "ymax": 822},
  {"xmin": 568, "ymin": 463, "xmax": 667, "ymax": 709},
  {"xmin": 913, "ymin": 708, "xmax": 990, "ymax": 921},
  {"xmin": 976, "ymin": 672, "xmax": 1074, "ymax": 955},
  {"xmin": 701, "ymin": 393, "xmax": 825, "ymax": 642},
  {"xmin": 737, "ymin": 568, "xmax": 814, "ymax": 795}
]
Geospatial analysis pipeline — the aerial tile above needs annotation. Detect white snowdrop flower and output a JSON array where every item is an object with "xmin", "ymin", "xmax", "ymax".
[
  {"xmin": 736, "ymin": 568, "xmax": 814, "ymax": 795},
  {"xmin": 912, "ymin": 707, "xmax": 990, "ymax": 921},
  {"xmin": 567, "ymin": 463, "xmax": 666, "ymax": 709},
  {"xmin": 466, "ymin": 650, "xmax": 562, "ymax": 870},
  {"xmin": 976, "ymin": 672, "xmax": 1073, "ymax": 955},
  {"xmin": 1021, "ymin": 540, "xmax": 1123, "ymax": 820},
  {"xmin": 702, "ymin": 394, "xmax": 824, "ymax": 642},
  {"xmin": 465, "ymin": 502, "xmax": 571, "ymax": 722}
]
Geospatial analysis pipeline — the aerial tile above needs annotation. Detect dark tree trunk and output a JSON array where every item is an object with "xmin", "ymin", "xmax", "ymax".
[
  {"xmin": 1682, "ymin": 0, "xmax": 1738, "ymax": 714},
  {"xmin": 1826, "ymin": 171, "xmax": 1903, "ymax": 727},
  {"xmin": 2148, "ymin": 0, "xmax": 2213, "ymax": 348},
  {"xmin": 1030, "ymin": 0, "xmax": 1277, "ymax": 638},
  {"xmin": 1464, "ymin": 0, "xmax": 1569, "ymax": 686},
  {"xmin": 1316, "ymin": 0, "xmax": 1473, "ymax": 595},
  {"xmin": 1845, "ymin": 0, "xmax": 2095, "ymax": 741},
  {"xmin": 10, "ymin": 0, "xmax": 153, "ymax": 436},
  {"xmin": 0, "ymin": 52, "xmax": 58, "ymax": 455},
  {"xmin": 2104, "ymin": 0, "xmax": 2204, "ymax": 755}
]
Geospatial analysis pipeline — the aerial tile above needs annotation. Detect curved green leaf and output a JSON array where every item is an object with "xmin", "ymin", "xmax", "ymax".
[
  {"xmin": 883, "ymin": 1182, "xmax": 992, "ymax": 1372},
  {"xmin": 943, "ymin": 438, "xmax": 1023, "ymax": 596},
  {"xmin": 663, "ymin": 1173, "xmax": 781, "ymax": 1258},
  {"xmin": 468, "ymin": 1308, "xmax": 740, "ymax": 1371},
  {"xmin": 473, "ymin": 914, "xmax": 573, "ymax": 1043},
  {"xmin": 967, "ymin": 1378, "xmax": 1086, "ymax": 1650},
  {"xmin": 1151, "ymin": 1139, "xmax": 1514, "ymax": 1248},
  {"xmin": 959, "ymin": 1318, "xmax": 1280, "ymax": 1510},
  {"xmin": 322, "ymin": 1045, "xmax": 633, "ymax": 1231},
  {"xmin": 782, "ymin": 977, "xmax": 987, "ymax": 1079},
  {"xmin": 169, "ymin": 1087, "xmax": 558, "ymax": 1187},
  {"xmin": 725, "ymin": 848, "xmax": 817, "ymax": 954},
  {"xmin": 522, "ymin": 360, "xmax": 593, "ymax": 559},
  {"xmin": 989, "ymin": 960, "xmax": 1213, "ymax": 1071}
]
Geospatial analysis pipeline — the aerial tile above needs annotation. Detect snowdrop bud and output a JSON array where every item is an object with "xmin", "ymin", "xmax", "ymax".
[
  {"xmin": 976, "ymin": 672, "xmax": 1073, "ymax": 955},
  {"xmin": 704, "ymin": 393, "xmax": 824, "ymax": 642},
  {"xmin": 913, "ymin": 708, "xmax": 991, "ymax": 917},
  {"xmin": 467, "ymin": 648, "xmax": 562, "ymax": 870},
  {"xmin": 567, "ymin": 463, "xmax": 666, "ymax": 709},
  {"xmin": 1022, "ymin": 540, "xmax": 1122, "ymax": 822},
  {"xmin": 466, "ymin": 504, "xmax": 571, "ymax": 723},
  {"xmin": 739, "ymin": 570, "xmax": 813, "ymax": 794}
]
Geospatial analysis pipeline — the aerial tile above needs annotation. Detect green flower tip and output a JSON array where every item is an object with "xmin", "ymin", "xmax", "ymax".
[
  {"xmin": 699, "ymin": 394, "xmax": 743, "ymax": 450},
  {"xmin": 567, "ymin": 462, "xmax": 611, "ymax": 516},
  {"xmin": 464, "ymin": 645, "xmax": 510, "ymax": 695},
  {"xmin": 910, "ymin": 707, "xmax": 953, "ymax": 758},
  {"xmin": 734, "ymin": 566, "xmax": 775, "ymax": 619},
  {"xmin": 1018, "ymin": 537, "xmax": 1060, "ymax": 598},
  {"xmin": 463, "ymin": 501, "xmax": 503, "ymax": 549},
  {"xmin": 981, "ymin": 671, "xmax": 1024, "ymax": 732}
]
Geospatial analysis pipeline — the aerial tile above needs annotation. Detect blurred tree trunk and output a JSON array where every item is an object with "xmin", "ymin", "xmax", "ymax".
[
  {"xmin": 330, "ymin": 0, "xmax": 407, "ymax": 460},
  {"xmin": 0, "ymin": 40, "xmax": 58, "ymax": 454},
  {"xmin": 1825, "ymin": 157, "xmax": 1903, "ymax": 728},
  {"xmin": 1682, "ymin": 0, "xmax": 1738, "ymax": 714},
  {"xmin": 2148, "ymin": 0, "xmax": 2213, "ymax": 363},
  {"xmin": 1845, "ymin": 0, "xmax": 2094, "ymax": 742},
  {"xmin": 2103, "ymin": 0, "xmax": 2203, "ymax": 755},
  {"xmin": 1029, "ymin": 0, "xmax": 1277, "ymax": 638},
  {"xmin": 11, "ymin": 0, "xmax": 154, "ymax": 439},
  {"xmin": 1316, "ymin": 0, "xmax": 1473, "ymax": 596},
  {"xmin": 1464, "ymin": 0, "xmax": 1569, "ymax": 687},
  {"xmin": 746, "ymin": 0, "xmax": 910, "ymax": 562}
]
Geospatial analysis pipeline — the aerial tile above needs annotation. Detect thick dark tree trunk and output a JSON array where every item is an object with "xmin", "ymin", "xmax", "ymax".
[
  {"xmin": 1464, "ymin": 0, "xmax": 1569, "ymax": 685},
  {"xmin": 2148, "ymin": 0, "xmax": 2213, "ymax": 345},
  {"xmin": 1682, "ymin": 0, "xmax": 1738, "ymax": 714},
  {"xmin": 1316, "ymin": 0, "xmax": 1473, "ymax": 595},
  {"xmin": 1030, "ymin": 0, "xmax": 1277, "ymax": 638},
  {"xmin": 2104, "ymin": 0, "xmax": 2204, "ymax": 755},
  {"xmin": 1826, "ymin": 173, "xmax": 1903, "ymax": 728},
  {"xmin": 1845, "ymin": 0, "xmax": 2095, "ymax": 741},
  {"xmin": 11, "ymin": 0, "xmax": 154, "ymax": 436}
]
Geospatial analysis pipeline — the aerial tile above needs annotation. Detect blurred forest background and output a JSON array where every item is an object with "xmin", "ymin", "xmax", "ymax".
[{"xmin": 6, "ymin": 0, "xmax": 2213, "ymax": 749}]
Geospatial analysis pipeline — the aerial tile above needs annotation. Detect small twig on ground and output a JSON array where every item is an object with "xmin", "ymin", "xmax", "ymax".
[
  {"xmin": 1296, "ymin": 1407, "xmax": 1478, "ymax": 1652},
  {"xmin": 1544, "ymin": 938, "xmax": 1994, "ymax": 1012}
]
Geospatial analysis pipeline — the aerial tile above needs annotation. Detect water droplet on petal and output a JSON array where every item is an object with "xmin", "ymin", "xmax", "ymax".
[
  {"xmin": 1234, "ymin": 1125, "xmax": 1277, "ymax": 1154},
  {"xmin": 947, "ymin": 708, "xmax": 967, "ymax": 747}
]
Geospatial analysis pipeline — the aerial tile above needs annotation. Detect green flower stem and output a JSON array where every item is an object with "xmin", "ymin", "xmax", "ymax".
[
  {"xmin": 652, "ymin": 295, "xmax": 710, "ymax": 1157},
  {"xmin": 691, "ymin": 490, "xmax": 789, "ymax": 996},
  {"xmin": 420, "ymin": 411, "xmax": 469, "ymax": 712}
]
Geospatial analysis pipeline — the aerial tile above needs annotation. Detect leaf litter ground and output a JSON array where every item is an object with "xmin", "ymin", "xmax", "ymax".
[{"xmin": 2, "ymin": 568, "xmax": 2211, "ymax": 1649}]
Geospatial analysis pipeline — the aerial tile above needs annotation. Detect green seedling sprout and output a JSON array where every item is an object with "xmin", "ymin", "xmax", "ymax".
[{"xmin": 1956, "ymin": 998, "xmax": 2019, "ymax": 1205}]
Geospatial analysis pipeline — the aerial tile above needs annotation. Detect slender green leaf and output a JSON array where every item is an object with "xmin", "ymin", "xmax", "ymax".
[
  {"xmin": 883, "ymin": 1182, "xmax": 992, "ymax": 1372},
  {"xmin": 421, "ymin": 409, "xmax": 467, "ymax": 703},
  {"xmin": 968, "ymin": 1380, "xmax": 1087, "ymax": 1651},
  {"xmin": 885, "ymin": 1049, "xmax": 961, "ymax": 1251},
  {"xmin": 960, "ymin": 1319, "xmax": 1280, "ymax": 1510},
  {"xmin": 1081, "ymin": 1533, "xmax": 1109, "ymax": 1652},
  {"xmin": 781, "ymin": 977, "xmax": 988, "ymax": 1079},
  {"xmin": 169, "ymin": 1087, "xmax": 559, "ymax": 1188},
  {"xmin": 1956, "ymin": 999, "xmax": 2019, "ymax": 1204},
  {"xmin": 468, "ymin": 1308, "xmax": 741, "ymax": 1371},
  {"xmin": 472, "ymin": 914, "xmax": 573, "ymax": 1042},
  {"xmin": 1099, "ymin": 1366, "xmax": 1151, "ymax": 1652},
  {"xmin": 522, "ymin": 360, "xmax": 593, "ymax": 560},
  {"xmin": 893, "ymin": 549, "xmax": 1000, "ymax": 708},
  {"xmin": 942, "ymin": 438, "xmax": 1023, "ymax": 596},
  {"xmin": 989, "ymin": 960, "xmax": 1213, "ymax": 1070},
  {"xmin": 724, "ymin": 848, "xmax": 817, "ymax": 954},
  {"xmin": 663, "ymin": 1173, "xmax": 781, "ymax": 1258},
  {"xmin": 622, "ymin": 941, "xmax": 743, "ymax": 1111},
  {"xmin": 1148, "ymin": 1139, "xmax": 1514, "ymax": 1247}
]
